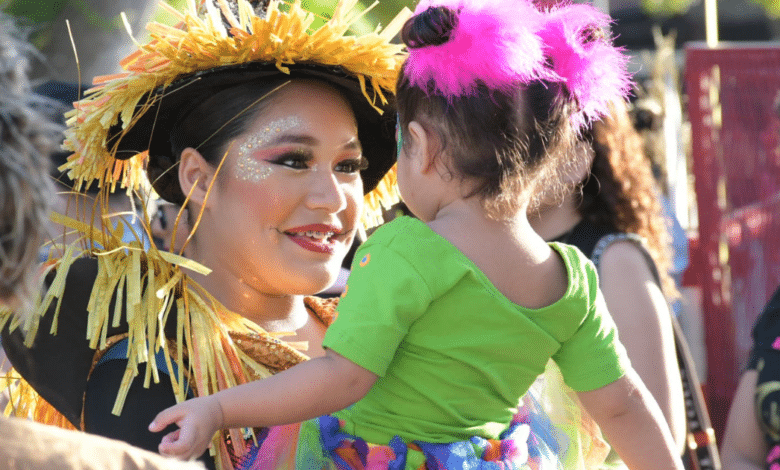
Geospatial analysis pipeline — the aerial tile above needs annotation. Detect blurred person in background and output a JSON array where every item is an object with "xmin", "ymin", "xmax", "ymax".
[
  {"xmin": 0, "ymin": 8, "xmax": 203, "ymax": 470},
  {"xmin": 721, "ymin": 285, "xmax": 780, "ymax": 470}
]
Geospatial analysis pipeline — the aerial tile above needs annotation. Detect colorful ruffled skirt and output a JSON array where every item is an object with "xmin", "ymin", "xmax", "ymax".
[{"xmin": 231, "ymin": 368, "xmax": 611, "ymax": 470}]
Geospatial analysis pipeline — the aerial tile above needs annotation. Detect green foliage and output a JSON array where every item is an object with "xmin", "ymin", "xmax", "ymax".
[
  {"xmin": 3, "ymin": 0, "xmax": 66, "ymax": 23},
  {"xmin": 751, "ymin": 0, "xmax": 780, "ymax": 18},
  {"xmin": 644, "ymin": 0, "xmax": 780, "ymax": 19},
  {"xmin": 151, "ymin": 0, "xmax": 188, "ymax": 26},
  {"xmin": 2, "ymin": 0, "xmax": 121, "ymax": 50},
  {"xmin": 641, "ymin": 0, "xmax": 697, "ymax": 17},
  {"xmin": 3, "ymin": 0, "xmax": 117, "ymax": 28}
]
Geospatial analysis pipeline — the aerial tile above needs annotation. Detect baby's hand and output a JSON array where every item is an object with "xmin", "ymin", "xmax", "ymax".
[{"xmin": 149, "ymin": 395, "xmax": 224, "ymax": 461}]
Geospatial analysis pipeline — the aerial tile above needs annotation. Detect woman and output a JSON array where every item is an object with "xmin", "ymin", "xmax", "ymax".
[
  {"xmin": 1, "ymin": 1, "xmax": 404, "ymax": 469},
  {"xmin": 529, "ymin": 100, "xmax": 687, "ymax": 460},
  {"xmin": 721, "ymin": 284, "xmax": 780, "ymax": 469}
]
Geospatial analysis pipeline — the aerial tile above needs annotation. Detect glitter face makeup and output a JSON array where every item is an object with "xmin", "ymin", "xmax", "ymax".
[
  {"xmin": 233, "ymin": 117, "xmax": 303, "ymax": 182},
  {"xmin": 234, "ymin": 158, "xmax": 273, "ymax": 183},
  {"xmin": 207, "ymin": 81, "xmax": 363, "ymax": 298}
]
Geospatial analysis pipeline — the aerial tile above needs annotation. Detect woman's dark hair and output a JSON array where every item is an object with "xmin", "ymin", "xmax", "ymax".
[
  {"xmin": 396, "ymin": 5, "xmax": 577, "ymax": 218},
  {"xmin": 152, "ymin": 79, "xmax": 289, "ymax": 203},
  {"xmin": 579, "ymin": 101, "xmax": 676, "ymax": 297}
]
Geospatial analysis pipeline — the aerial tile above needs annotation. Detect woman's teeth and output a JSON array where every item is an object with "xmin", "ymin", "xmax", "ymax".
[{"xmin": 303, "ymin": 231, "xmax": 335, "ymax": 241}]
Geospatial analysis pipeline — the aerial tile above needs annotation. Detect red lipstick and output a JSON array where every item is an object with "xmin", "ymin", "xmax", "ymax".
[{"xmin": 284, "ymin": 224, "xmax": 343, "ymax": 254}]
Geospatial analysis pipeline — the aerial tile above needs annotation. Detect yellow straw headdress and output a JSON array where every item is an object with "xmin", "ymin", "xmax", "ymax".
[{"xmin": 62, "ymin": 0, "xmax": 404, "ymax": 222}]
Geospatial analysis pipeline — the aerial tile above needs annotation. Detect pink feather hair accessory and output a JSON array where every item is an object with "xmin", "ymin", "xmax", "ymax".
[
  {"xmin": 537, "ymin": 3, "xmax": 633, "ymax": 129},
  {"xmin": 403, "ymin": 0, "xmax": 551, "ymax": 97}
]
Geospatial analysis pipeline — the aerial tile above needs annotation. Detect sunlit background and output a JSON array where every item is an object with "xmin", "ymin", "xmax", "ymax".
[{"xmin": 1, "ymin": 0, "xmax": 778, "ymax": 85}]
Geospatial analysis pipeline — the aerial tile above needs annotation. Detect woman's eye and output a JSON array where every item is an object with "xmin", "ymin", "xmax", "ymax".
[
  {"xmin": 271, "ymin": 152, "xmax": 309, "ymax": 169},
  {"xmin": 335, "ymin": 157, "xmax": 369, "ymax": 174}
]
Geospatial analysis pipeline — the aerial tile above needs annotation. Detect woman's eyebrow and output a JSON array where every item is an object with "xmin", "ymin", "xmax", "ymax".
[
  {"xmin": 267, "ymin": 134, "xmax": 362, "ymax": 152},
  {"xmin": 342, "ymin": 137, "xmax": 362, "ymax": 152},
  {"xmin": 267, "ymin": 134, "xmax": 318, "ymax": 146}
]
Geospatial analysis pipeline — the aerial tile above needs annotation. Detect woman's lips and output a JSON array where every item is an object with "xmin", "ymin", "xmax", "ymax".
[
  {"xmin": 284, "ymin": 224, "xmax": 344, "ymax": 254},
  {"xmin": 286, "ymin": 234, "xmax": 336, "ymax": 254}
]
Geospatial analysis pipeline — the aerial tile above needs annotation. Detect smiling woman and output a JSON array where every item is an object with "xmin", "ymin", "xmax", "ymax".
[
  {"xmin": 0, "ymin": 1, "xmax": 404, "ymax": 469},
  {"xmin": 173, "ymin": 80, "xmax": 366, "ymax": 310}
]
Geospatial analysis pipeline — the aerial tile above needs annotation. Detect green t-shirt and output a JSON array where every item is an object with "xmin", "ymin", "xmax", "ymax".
[{"xmin": 322, "ymin": 216, "xmax": 629, "ymax": 445}]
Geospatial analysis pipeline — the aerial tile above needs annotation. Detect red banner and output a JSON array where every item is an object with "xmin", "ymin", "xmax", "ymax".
[{"xmin": 684, "ymin": 43, "xmax": 780, "ymax": 443}]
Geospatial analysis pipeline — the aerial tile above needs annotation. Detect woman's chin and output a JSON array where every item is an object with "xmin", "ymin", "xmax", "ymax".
[{"xmin": 281, "ymin": 269, "xmax": 340, "ymax": 296}]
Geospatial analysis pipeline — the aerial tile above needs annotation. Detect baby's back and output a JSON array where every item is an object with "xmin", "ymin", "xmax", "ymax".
[{"xmin": 327, "ymin": 217, "xmax": 605, "ymax": 445}]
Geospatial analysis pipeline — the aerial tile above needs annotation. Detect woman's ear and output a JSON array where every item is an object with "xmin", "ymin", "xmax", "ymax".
[
  {"xmin": 178, "ymin": 147, "xmax": 215, "ymax": 207},
  {"xmin": 406, "ymin": 121, "xmax": 437, "ymax": 173}
]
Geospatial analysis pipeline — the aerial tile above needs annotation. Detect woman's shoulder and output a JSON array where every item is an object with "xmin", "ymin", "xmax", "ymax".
[
  {"xmin": 597, "ymin": 236, "xmax": 657, "ymax": 278},
  {"xmin": 1, "ymin": 255, "xmax": 106, "ymax": 428}
]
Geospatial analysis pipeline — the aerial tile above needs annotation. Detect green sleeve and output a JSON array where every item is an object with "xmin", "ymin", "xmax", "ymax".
[
  {"xmin": 322, "ymin": 241, "xmax": 432, "ymax": 377},
  {"xmin": 553, "ymin": 275, "xmax": 631, "ymax": 392}
]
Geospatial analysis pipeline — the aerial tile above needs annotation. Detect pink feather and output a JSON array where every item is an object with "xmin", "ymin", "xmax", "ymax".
[
  {"xmin": 538, "ymin": 3, "xmax": 632, "ymax": 129},
  {"xmin": 404, "ymin": 0, "xmax": 551, "ymax": 97}
]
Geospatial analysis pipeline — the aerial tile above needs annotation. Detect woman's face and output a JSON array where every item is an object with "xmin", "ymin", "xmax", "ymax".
[{"xmin": 203, "ymin": 81, "xmax": 364, "ymax": 296}]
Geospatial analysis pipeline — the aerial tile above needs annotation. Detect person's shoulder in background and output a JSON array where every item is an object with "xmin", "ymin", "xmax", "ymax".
[{"xmin": 0, "ymin": 416, "xmax": 205, "ymax": 470}]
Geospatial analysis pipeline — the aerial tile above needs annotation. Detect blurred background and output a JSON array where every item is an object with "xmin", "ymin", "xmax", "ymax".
[{"xmin": 3, "ymin": 0, "xmax": 780, "ymax": 449}]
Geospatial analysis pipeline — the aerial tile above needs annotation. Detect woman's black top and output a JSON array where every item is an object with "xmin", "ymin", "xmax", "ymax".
[
  {"xmin": 1, "ymin": 257, "xmax": 215, "ymax": 469},
  {"xmin": 748, "ymin": 284, "xmax": 780, "ymax": 468}
]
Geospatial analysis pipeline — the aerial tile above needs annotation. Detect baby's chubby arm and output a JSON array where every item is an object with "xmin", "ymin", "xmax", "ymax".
[
  {"xmin": 577, "ymin": 369, "xmax": 684, "ymax": 470},
  {"xmin": 148, "ymin": 349, "xmax": 377, "ymax": 460}
]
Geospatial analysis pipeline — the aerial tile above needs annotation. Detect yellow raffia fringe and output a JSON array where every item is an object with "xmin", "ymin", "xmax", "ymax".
[
  {"xmin": 61, "ymin": 0, "xmax": 409, "ymax": 225},
  {"xmin": 1, "ymin": 370, "xmax": 76, "ymax": 430},
  {"xmin": 0, "ymin": 213, "xmax": 297, "ymax": 469},
  {"xmin": 362, "ymin": 163, "xmax": 401, "ymax": 229}
]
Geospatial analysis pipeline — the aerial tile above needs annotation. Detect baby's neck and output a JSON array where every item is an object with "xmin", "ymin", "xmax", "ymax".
[
  {"xmin": 428, "ymin": 198, "xmax": 567, "ymax": 309},
  {"xmin": 428, "ymin": 198, "xmax": 540, "ymax": 252}
]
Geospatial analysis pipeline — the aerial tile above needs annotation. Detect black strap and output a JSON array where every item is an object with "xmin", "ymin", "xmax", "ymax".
[{"xmin": 671, "ymin": 315, "xmax": 722, "ymax": 470}]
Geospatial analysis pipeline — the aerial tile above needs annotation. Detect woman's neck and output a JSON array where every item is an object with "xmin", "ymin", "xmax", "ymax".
[
  {"xmin": 528, "ymin": 192, "xmax": 583, "ymax": 242},
  {"xmin": 184, "ymin": 243, "xmax": 309, "ymax": 332}
]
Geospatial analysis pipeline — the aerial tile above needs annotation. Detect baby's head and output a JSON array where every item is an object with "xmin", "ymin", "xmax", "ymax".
[{"xmin": 395, "ymin": 0, "xmax": 631, "ymax": 218}]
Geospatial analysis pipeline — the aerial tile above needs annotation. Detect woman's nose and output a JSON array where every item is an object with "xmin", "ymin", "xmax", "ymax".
[{"xmin": 306, "ymin": 170, "xmax": 348, "ymax": 213}]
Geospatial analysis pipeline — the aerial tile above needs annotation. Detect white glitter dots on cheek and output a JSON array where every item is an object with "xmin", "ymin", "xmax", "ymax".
[
  {"xmin": 232, "ymin": 116, "xmax": 303, "ymax": 183},
  {"xmin": 234, "ymin": 158, "xmax": 274, "ymax": 183}
]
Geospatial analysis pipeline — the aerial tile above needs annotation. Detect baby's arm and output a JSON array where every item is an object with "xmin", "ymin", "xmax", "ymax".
[
  {"xmin": 576, "ymin": 369, "xmax": 684, "ymax": 470},
  {"xmin": 148, "ymin": 349, "xmax": 377, "ymax": 460}
]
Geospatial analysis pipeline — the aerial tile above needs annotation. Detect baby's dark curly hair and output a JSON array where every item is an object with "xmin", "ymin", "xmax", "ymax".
[{"xmin": 0, "ymin": 11, "xmax": 60, "ymax": 306}]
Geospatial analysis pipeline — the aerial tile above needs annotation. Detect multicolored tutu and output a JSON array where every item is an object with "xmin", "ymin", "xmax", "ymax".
[
  {"xmin": 230, "ymin": 364, "xmax": 610, "ymax": 470},
  {"xmin": 234, "ymin": 416, "xmax": 548, "ymax": 470}
]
